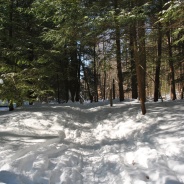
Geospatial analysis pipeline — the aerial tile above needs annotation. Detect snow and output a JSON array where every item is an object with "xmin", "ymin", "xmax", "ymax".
[{"xmin": 0, "ymin": 99, "xmax": 184, "ymax": 184}]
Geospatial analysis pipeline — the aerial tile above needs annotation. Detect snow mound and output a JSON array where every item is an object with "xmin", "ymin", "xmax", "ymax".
[{"xmin": 0, "ymin": 100, "xmax": 184, "ymax": 183}]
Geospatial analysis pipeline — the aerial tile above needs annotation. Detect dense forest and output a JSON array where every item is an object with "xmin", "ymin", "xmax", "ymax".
[{"xmin": 0, "ymin": 0, "xmax": 183, "ymax": 114}]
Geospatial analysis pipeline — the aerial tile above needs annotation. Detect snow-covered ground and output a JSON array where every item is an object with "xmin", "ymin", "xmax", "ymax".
[{"xmin": 0, "ymin": 99, "xmax": 184, "ymax": 184}]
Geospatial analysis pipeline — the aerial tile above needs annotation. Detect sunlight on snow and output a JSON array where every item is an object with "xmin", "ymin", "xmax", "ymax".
[{"xmin": 0, "ymin": 100, "xmax": 184, "ymax": 184}]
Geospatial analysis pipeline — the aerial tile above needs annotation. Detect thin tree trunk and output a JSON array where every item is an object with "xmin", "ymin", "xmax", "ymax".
[
  {"xmin": 114, "ymin": 0, "xmax": 124, "ymax": 101},
  {"xmin": 110, "ymin": 87, "xmax": 113, "ymax": 107},
  {"xmin": 138, "ymin": 23, "xmax": 146, "ymax": 103},
  {"xmin": 70, "ymin": 43, "xmax": 80, "ymax": 102},
  {"xmin": 154, "ymin": 22, "xmax": 162, "ymax": 102},
  {"xmin": 57, "ymin": 74, "xmax": 60, "ymax": 103},
  {"xmin": 82, "ymin": 63, "xmax": 93, "ymax": 102},
  {"xmin": 64, "ymin": 79, "xmax": 69, "ymax": 102},
  {"xmin": 180, "ymin": 61, "xmax": 184, "ymax": 99},
  {"xmin": 93, "ymin": 44, "xmax": 98, "ymax": 102},
  {"xmin": 75, "ymin": 54, "xmax": 81, "ymax": 102},
  {"xmin": 134, "ymin": 42, "xmax": 146, "ymax": 115},
  {"xmin": 133, "ymin": 16, "xmax": 146, "ymax": 114},
  {"xmin": 113, "ymin": 79, "xmax": 115, "ymax": 99},
  {"xmin": 62, "ymin": 44, "xmax": 69, "ymax": 102},
  {"xmin": 103, "ymin": 71, "xmax": 106, "ymax": 100},
  {"xmin": 166, "ymin": 30, "xmax": 176, "ymax": 100},
  {"xmin": 102, "ymin": 38, "xmax": 107, "ymax": 100},
  {"xmin": 130, "ymin": 24, "xmax": 138, "ymax": 99},
  {"xmin": 181, "ymin": 87, "xmax": 184, "ymax": 99}
]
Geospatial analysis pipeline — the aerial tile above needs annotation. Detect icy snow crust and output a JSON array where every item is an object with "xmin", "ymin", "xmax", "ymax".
[{"xmin": 0, "ymin": 100, "xmax": 184, "ymax": 184}]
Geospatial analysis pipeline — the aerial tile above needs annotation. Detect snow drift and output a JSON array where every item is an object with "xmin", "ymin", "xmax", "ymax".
[{"xmin": 0, "ymin": 100, "xmax": 184, "ymax": 184}]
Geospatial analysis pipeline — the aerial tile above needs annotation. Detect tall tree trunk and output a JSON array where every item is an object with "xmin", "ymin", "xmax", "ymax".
[
  {"xmin": 110, "ymin": 87, "xmax": 113, "ymax": 107},
  {"xmin": 57, "ymin": 74, "xmax": 60, "ymax": 103},
  {"xmin": 180, "ymin": 59, "xmax": 184, "ymax": 99},
  {"xmin": 114, "ymin": 0, "xmax": 124, "ymax": 101},
  {"xmin": 113, "ymin": 79, "xmax": 116, "ymax": 99},
  {"xmin": 75, "ymin": 48, "xmax": 82, "ymax": 102},
  {"xmin": 133, "ymin": 0, "xmax": 147, "ymax": 115},
  {"xmin": 93, "ymin": 44, "xmax": 98, "ymax": 102},
  {"xmin": 181, "ymin": 87, "xmax": 184, "ymax": 99},
  {"xmin": 166, "ymin": 30, "xmax": 176, "ymax": 100},
  {"xmin": 154, "ymin": 22, "xmax": 162, "ymax": 102},
  {"xmin": 70, "ymin": 43, "xmax": 80, "ymax": 102},
  {"xmin": 82, "ymin": 63, "xmax": 93, "ymax": 102},
  {"xmin": 75, "ymin": 56, "xmax": 81, "ymax": 102},
  {"xmin": 103, "ymin": 71, "xmax": 106, "ymax": 100},
  {"xmin": 134, "ymin": 41, "xmax": 146, "ymax": 115},
  {"xmin": 74, "ymin": 63, "xmax": 80, "ymax": 102},
  {"xmin": 179, "ymin": 34, "xmax": 184, "ymax": 99},
  {"xmin": 130, "ymin": 24, "xmax": 138, "ymax": 99},
  {"xmin": 64, "ymin": 79, "xmax": 69, "ymax": 102},
  {"xmin": 138, "ymin": 23, "xmax": 146, "ymax": 104},
  {"xmin": 63, "ymin": 45, "xmax": 69, "ymax": 102}
]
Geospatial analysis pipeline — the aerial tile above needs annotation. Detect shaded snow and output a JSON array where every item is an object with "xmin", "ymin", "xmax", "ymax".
[{"xmin": 0, "ymin": 100, "xmax": 184, "ymax": 184}]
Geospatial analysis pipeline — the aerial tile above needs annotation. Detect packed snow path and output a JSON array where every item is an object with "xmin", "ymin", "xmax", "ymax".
[{"xmin": 0, "ymin": 100, "xmax": 184, "ymax": 184}]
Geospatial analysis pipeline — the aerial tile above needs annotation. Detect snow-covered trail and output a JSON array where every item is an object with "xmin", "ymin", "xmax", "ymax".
[{"xmin": 0, "ymin": 100, "xmax": 184, "ymax": 184}]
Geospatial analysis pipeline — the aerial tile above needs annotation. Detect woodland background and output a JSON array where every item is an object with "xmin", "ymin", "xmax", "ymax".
[{"xmin": 0, "ymin": 0, "xmax": 183, "ymax": 114}]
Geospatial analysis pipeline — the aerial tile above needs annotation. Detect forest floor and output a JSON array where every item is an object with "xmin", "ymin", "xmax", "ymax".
[{"xmin": 0, "ymin": 99, "xmax": 184, "ymax": 184}]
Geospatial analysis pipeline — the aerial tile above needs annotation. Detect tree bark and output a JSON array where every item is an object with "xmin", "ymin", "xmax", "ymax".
[
  {"xmin": 166, "ymin": 30, "xmax": 176, "ymax": 100},
  {"xmin": 133, "ymin": 3, "xmax": 147, "ymax": 114},
  {"xmin": 154, "ymin": 22, "xmax": 162, "ymax": 102},
  {"xmin": 93, "ymin": 44, "xmax": 98, "ymax": 102},
  {"xmin": 130, "ymin": 24, "xmax": 138, "ymax": 99},
  {"xmin": 180, "ymin": 61, "xmax": 184, "ymax": 99},
  {"xmin": 138, "ymin": 23, "xmax": 146, "ymax": 103},
  {"xmin": 110, "ymin": 87, "xmax": 113, "ymax": 107},
  {"xmin": 75, "ymin": 53, "xmax": 81, "ymax": 102},
  {"xmin": 103, "ymin": 71, "xmax": 106, "ymax": 100},
  {"xmin": 134, "ymin": 41, "xmax": 146, "ymax": 115},
  {"xmin": 82, "ymin": 63, "xmax": 93, "ymax": 102},
  {"xmin": 114, "ymin": 0, "xmax": 124, "ymax": 101},
  {"xmin": 57, "ymin": 74, "xmax": 60, "ymax": 103},
  {"xmin": 69, "ymin": 43, "xmax": 80, "ymax": 102},
  {"xmin": 113, "ymin": 79, "xmax": 116, "ymax": 99}
]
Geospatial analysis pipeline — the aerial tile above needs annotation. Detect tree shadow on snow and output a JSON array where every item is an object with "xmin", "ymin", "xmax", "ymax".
[
  {"xmin": 165, "ymin": 179, "xmax": 183, "ymax": 184},
  {"xmin": 0, "ymin": 170, "xmax": 32, "ymax": 184}
]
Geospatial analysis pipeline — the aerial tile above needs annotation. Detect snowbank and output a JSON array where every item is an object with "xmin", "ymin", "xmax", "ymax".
[{"xmin": 0, "ymin": 100, "xmax": 184, "ymax": 184}]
